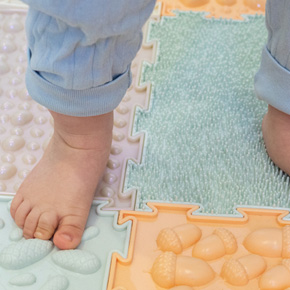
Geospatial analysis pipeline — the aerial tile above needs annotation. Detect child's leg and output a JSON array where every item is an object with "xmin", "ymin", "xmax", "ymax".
[
  {"xmin": 10, "ymin": 111, "xmax": 113, "ymax": 250},
  {"xmin": 262, "ymin": 105, "xmax": 290, "ymax": 174},
  {"xmin": 10, "ymin": 0, "xmax": 156, "ymax": 249},
  {"xmin": 255, "ymin": 0, "xmax": 290, "ymax": 175}
]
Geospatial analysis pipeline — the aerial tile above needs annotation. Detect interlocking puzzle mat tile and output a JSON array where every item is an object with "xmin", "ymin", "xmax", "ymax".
[
  {"xmin": 109, "ymin": 202, "xmax": 290, "ymax": 290},
  {"xmin": 123, "ymin": 10, "xmax": 290, "ymax": 214},
  {"xmin": 0, "ymin": 0, "xmax": 26, "ymax": 8},
  {"xmin": 0, "ymin": 196, "xmax": 131, "ymax": 290},
  {"xmin": 0, "ymin": 5, "xmax": 160, "ymax": 210},
  {"xmin": 158, "ymin": 0, "xmax": 265, "ymax": 19}
]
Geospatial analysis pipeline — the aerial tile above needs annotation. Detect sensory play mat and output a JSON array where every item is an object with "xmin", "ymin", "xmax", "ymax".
[{"xmin": 2, "ymin": 0, "xmax": 290, "ymax": 289}]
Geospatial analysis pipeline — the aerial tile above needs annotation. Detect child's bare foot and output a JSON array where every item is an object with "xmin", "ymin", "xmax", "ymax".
[
  {"xmin": 10, "ymin": 111, "xmax": 113, "ymax": 250},
  {"xmin": 262, "ymin": 105, "xmax": 290, "ymax": 175}
]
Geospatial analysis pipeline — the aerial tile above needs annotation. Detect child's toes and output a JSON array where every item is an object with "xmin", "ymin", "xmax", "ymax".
[
  {"xmin": 14, "ymin": 200, "xmax": 32, "ymax": 228},
  {"xmin": 53, "ymin": 215, "xmax": 88, "ymax": 250},
  {"xmin": 10, "ymin": 194, "xmax": 24, "ymax": 219},
  {"xmin": 22, "ymin": 208, "xmax": 41, "ymax": 239},
  {"xmin": 34, "ymin": 211, "xmax": 58, "ymax": 240}
]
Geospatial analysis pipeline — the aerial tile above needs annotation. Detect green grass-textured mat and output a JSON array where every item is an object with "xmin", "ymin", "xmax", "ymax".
[{"xmin": 125, "ymin": 12, "xmax": 290, "ymax": 214}]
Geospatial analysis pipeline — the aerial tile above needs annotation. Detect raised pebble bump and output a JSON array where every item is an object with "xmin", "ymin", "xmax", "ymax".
[
  {"xmin": 122, "ymin": 94, "xmax": 131, "ymax": 102},
  {"xmin": 1, "ymin": 153, "xmax": 16, "ymax": 163},
  {"xmin": 0, "ymin": 61, "xmax": 9, "ymax": 74},
  {"xmin": 22, "ymin": 154, "xmax": 37, "ymax": 165},
  {"xmin": 0, "ymin": 114, "xmax": 9, "ymax": 124},
  {"xmin": 26, "ymin": 141, "xmax": 40, "ymax": 151},
  {"xmin": 9, "ymin": 228, "xmax": 23, "ymax": 241},
  {"xmin": 10, "ymin": 77, "xmax": 21, "ymax": 86},
  {"xmin": 30, "ymin": 127, "xmax": 44, "ymax": 138},
  {"xmin": 1, "ymin": 39, "xmax": 16, "ymax": 53},
  {"xmin": 81, "ymin": 226, "xmax": 100, "ymax": 242},
  {"xmin": 4, "ymin": 19, "xmax": 23, "ymax": 33},
  {"xmin": 10, "ymin": 127, "xmax": 24, "ymax": 136},
  {"xmin": 113, "ymin": 131, "xmax": 125, "ymax": 141},
  {"xmin": 18, "ymin": 169, "xmax": 30, "ymax": 179},
  {"xmin": 17, "ymin": 52, "xmax": 26, "ymax": 63},
  {"xmin": 18, "ymin": 102, "xmax": 31, "ymax": 110},
  {"xmin": 107, "ymin": 158, "xmax": 120, "ymax": 170},
  {"xmin": 7, "ymin": 89, "xmax": 17, "ymax": 99},
  {"xmin": 10, "ymin": 111, "xmax": 33, "ymax": 126},
  {"xmin": 114, "ymin": 118, "xmax": 127, "ymax": 128},
  {"xmin": 18, "ymin": 89, "xmax": 31, "ymax": 101},
  {"xmin": 116, "ymin": 104, "xmax": 129, "ymax": 114},
  {"xmin": 34, "ymin": 116, "xmax": 47, "ymax": 125},
  {"xmin": 103, "ymin": 173, "xmax": 117, "ymax": 184},
  {"xmin": 111, "ymin": 145, "xmax": 122, "ymax": 155},
  {"xmin": 0, "ymin": 101, "xmax": 14, "ymax": 110},
  {"xmin": 40, "ymin": 275, "xmax": 69, "ymax": 290},
  {"xmin": 100, "ymin": 186, "xmax": 115, "ymax": 198},
  {"xmin": 2, "ymin": 136, "xmax": 25, "ymax": 152},
  {"xmin": 15, "ymin": 66, "xmax": 24, "ymax": 75},
  {"xmin": 9, "ymin": 273, "xmax": 36, "ymax": 286},
  {"xmin": 0, "ymin": 239, "xmax": 53, "ymax": 269},
  {"xmin": 52, "ymin": 250, "xmax": 101, "ymax": 274},
  {"xmin": 0, "ymin": 163, "xmax": 17, "ymax": 180}
]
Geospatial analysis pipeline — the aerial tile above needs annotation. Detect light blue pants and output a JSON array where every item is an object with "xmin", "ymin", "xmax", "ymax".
[
  {"xmin": 22, "ymin": 0, "xmax": 156, "ymax": 116},
  {"xmin": 255, "ymin": 0, "xmax": 290, "ymax": 114},
  {"xmin": 23, "ymin": 0, "xmax": 289, "ymax": 117}
]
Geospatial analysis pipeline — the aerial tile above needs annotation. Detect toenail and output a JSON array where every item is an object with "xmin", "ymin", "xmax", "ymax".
[
  {"xmin": 34, "ymin": 231, "xmax": 44, "ymax": 239},
  {"xmin": 60, "ymin": 233, "xmax": 73, "ymax": 242}
]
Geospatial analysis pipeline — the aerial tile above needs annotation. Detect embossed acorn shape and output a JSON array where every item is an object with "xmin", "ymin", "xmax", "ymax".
[
  {"xmin": 244, "ymin": 225, "xmax": 290, "ymax": 258},
  {"xmin": 221, "ymin": 254, "xmax": 266, "ymax": 286},
  {"xmin": 259, "ymin": 259, "xmax": 290, "ymax": 290},
  {"xmin": 151, "ymin": 251, "xmax": 215, "ymax": 288},
  {"xmin": 157, "ymin": 224, "xmax": 202, "ymax": 254},
  {"xmin": 192, "ymin": 228, "xmax": 237, "ymax": 261}
]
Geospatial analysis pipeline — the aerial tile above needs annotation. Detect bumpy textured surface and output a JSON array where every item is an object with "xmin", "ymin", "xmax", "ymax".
[
  {"xmin": 151, "ymin": 251, "xmax": 176, "ymax": 288},
  {"xmin": 282, "ymin": 259, "xmax": 290, "ymax": 272},
  {"xmin": 0, "ymin": 239, "xmax": 53, "ymax": 269},
  {"xmin": 157, "ymin": 228, "xmax": 183, "ymax": 253},
  {"xmin": 81, "ymin": 226, "xmax": 100, "ymax": 242},
  {"xmin": 9, "ymin": 273, "xmax": 37, "ymax": 286},
  {"xmin": 111, "ymin": 204, "xmax": 290, "ymax": 290},
  {"xmin": 52, "ymin": 250, "xmax": 101, "ymax": 274},
  {"xmin": 221, "ymin": 259, "xmax": 249, "ymax": 286},
  {"xmin": 0, "ymin": 197, "xmax": 131, "ymax": 290},
  {"xmin": 283, "ymin": 225, "xmax": 290, "ymax": 258},
  {"xmin": 214, "ymin": 228, "xmax": 237, "ymax": 254},
  {"xmin": 124, "ymin": 12, "xmax": 290, "ymax": 214},
  {"xmin": 39, "ymin": 276, "xmax": 69, "ymax": 290}
]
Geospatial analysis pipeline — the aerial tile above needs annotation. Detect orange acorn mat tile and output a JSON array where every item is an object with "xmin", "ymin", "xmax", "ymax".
[
  {"xmin": 108, "ymin": 203, "xmax": 290, "ymax": 290},
  {"xmin": 158, "ymin": 0, "xmax": 265, "ymax": 19}
]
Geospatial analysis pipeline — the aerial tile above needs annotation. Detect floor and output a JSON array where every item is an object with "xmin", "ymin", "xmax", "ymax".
[{"xmin": 1, "ymin": 1, "xmax": 289, "ymax": 290}]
